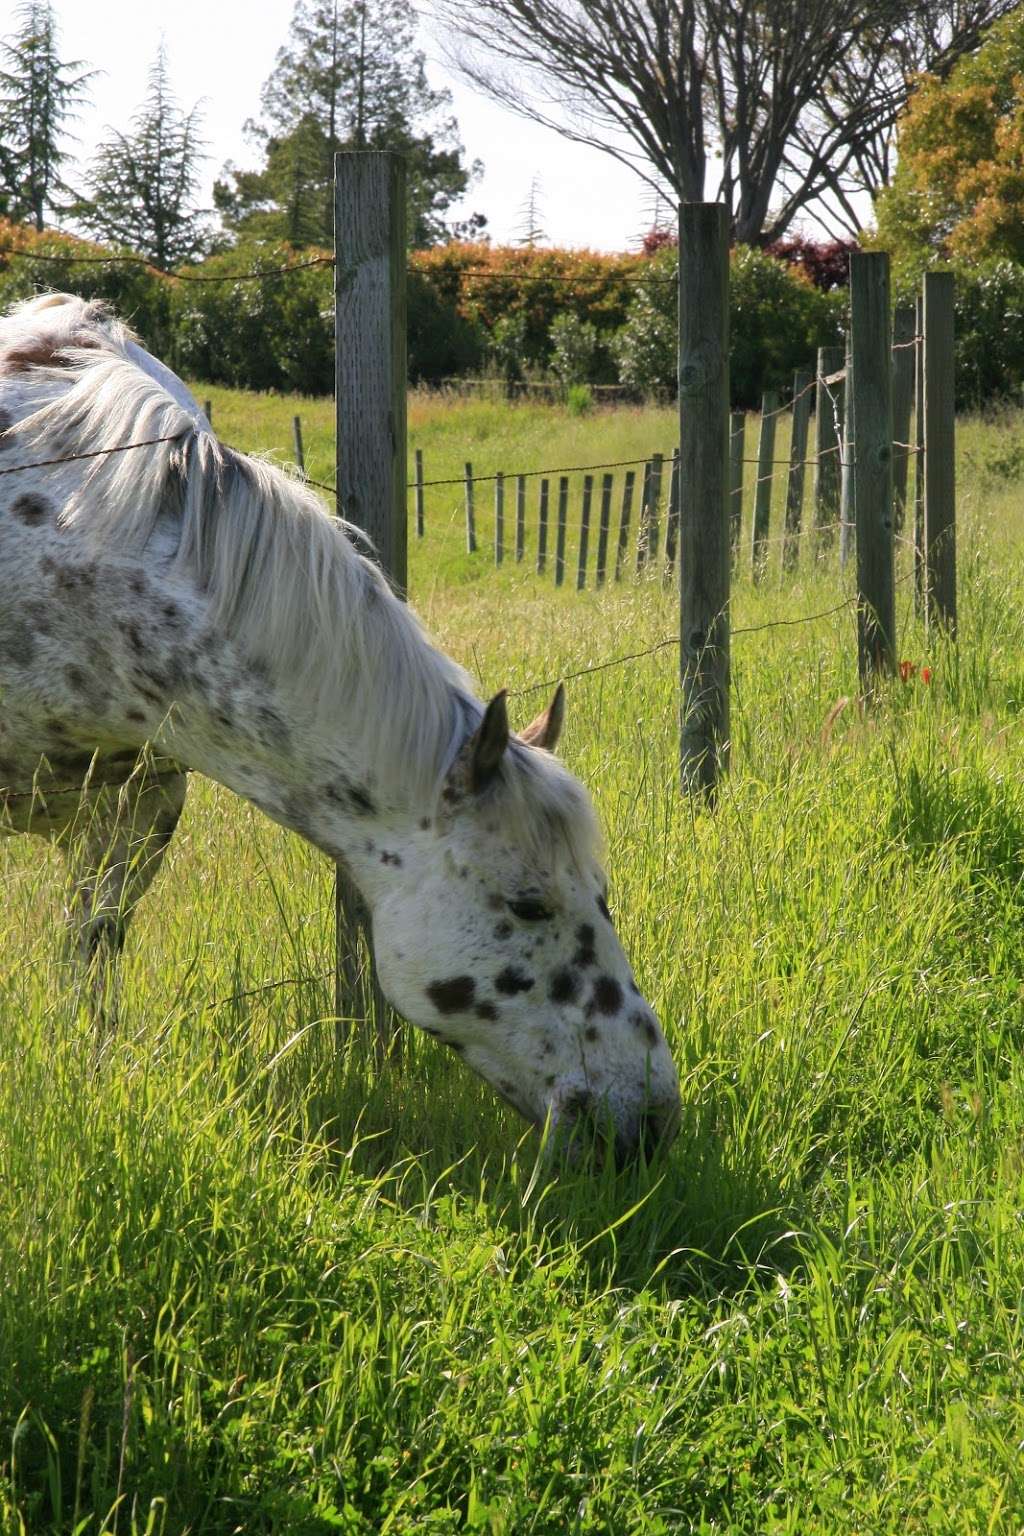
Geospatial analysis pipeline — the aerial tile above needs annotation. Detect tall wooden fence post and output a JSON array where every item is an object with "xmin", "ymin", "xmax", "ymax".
[
  {"xmin": 515, "ymin": 474, "xmax": 526, "ymax": 561},
  {"xmin": 414, "ymin": 447, "xmax": 425, "ymax": 538},
  {"xmin": 782, "ymin": 369, "xmax": 813, "ymax": 572},
  {"xmin": 728, "ymin": 411, "xmax": 745, "ymax": 558},
  {"xmin": 840, "ymin": 330, "xmax": 855, "ymax": 571},
  {"xmin": 891, "ymin": 306, "xmax": 915, "ymax": 533},
  {"xmin": 334, "ymin": 150, "xmax": 407, "ymax": 1059},
  {"xmin": 679, "ymin": 202, "xmax": 730, "ymax": 798},
  {"xmin": 614, "ymin": 470, "xmax": 635, "ymax": 581},
  {"xmin": 576, "ymin": 474, "xmax": 593, "ymax": 590},
  {"xmin": 914, "ymin": 296, "xmax": 926, "ymax": 615},
  {"xmin": 595, "ymin": 471, "xmax": 614, "ymax": 587},
  {"xmin": 751, "ymin": 392, "xmax": 778, "ymax": 582},
  {"xmin": 814, "ymin": 345, "xmax": 844, "ymax": 554},
  {"xmin": 292, "ymin": 414, "xmax": 305, "ymax": 475},
  {"xmin": 554, "ymin": 475, "xmax": 569, "ymax": 586},
  {"xmin": 537, "ymin": 478, "xmax": 549, "ymax": 574},
  {"xmin": 494, "ymin": 471, "xmax": 504, "ymax": 566},
  {"xmin": 923, "ymin": 271, "xmax": 957, "ymax": 633},
  {"xmin": 850, "ymin": 250, "xmax": 895, "ymax": 686},
  {"xmin": 464, "ymin": 463, "xmax": 476, "ymax": 553}
]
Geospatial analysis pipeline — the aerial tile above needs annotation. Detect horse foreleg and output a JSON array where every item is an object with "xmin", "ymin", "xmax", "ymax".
[{"xmin": 61, "ymin": 760, "xmax": 188, "ymax": 1022}]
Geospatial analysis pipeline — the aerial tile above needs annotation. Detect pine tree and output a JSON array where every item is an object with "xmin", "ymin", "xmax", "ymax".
[
  {"xmin": 515, "ymin": 176, "xmax": 546, "ymax": 247},
  {"xmin": 0, "ymin": 1, "xmax": 93, "ymax": 229},
  {"xmin": 78, "ymin": 46, "xmax": 208, "ymax": 269},
  {"xmin": 216, "ymin": 0, "xmax": 482, "ymax": 248}
]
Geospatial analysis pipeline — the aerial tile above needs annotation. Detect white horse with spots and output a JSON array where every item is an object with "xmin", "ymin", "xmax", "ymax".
[{"xmin": 0, "ymin": 293, "xmax": 680, "ymax": 1161}]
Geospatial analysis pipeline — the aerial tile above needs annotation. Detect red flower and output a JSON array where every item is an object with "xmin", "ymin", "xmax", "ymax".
[
  {"xmin": 899, "ymin": 660, "xmax": 916, "ymax": 682},
  {"xmin": 921, "ymin": 667, "xmax": 932, "ymax": 685}
]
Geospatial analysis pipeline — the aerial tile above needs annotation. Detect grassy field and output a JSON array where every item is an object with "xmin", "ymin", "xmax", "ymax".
[{"xmin": 5, "ymin": 387, "xmax": 1024, "ymax": 1532}]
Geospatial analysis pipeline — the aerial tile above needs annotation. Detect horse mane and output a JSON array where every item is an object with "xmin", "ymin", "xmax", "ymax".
[{"xmin": 2, "ymin": 293, "xmax": 600, "ymax": 867}]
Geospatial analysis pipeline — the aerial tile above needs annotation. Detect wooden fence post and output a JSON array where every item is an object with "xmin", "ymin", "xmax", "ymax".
[
  {"xmin": 614, "ymin": 470, "xmax": 635, "ymax": 581},
  {"xmin": 292, "ymin": 414, "xmax": 305, "ymax": 474},
  {"xmin": 515, "ymin": 474, "xmax": 526, "ymax": 561},
  {"xmin": 750, "ymin": 391, "xmax": 778, "ymax": 582},
  {"xmin": 595, "ymin": 472, "xmax": 614, "ymax": 587},
  {"xmin": 664, "ymin": 446, "xmax": 680, "ymax": 580},
  {"xmin": 636, "ymin": 459, "xmax": 653, "ymax": 573},
  {"xmin": 646, "ymin": 451, "xmax": 664, "ymax": 565},
  {"xmin": 554, "ymin": 475, "xmax": 569, "ymax": 586},
  {"xmin": 891, "ymin": 306, "xmax": 915, "ymax": 532},
  {"xmin": 576, "ymin": 474, "xmax": 593, "ymax": 590},
  {"xmin": 729, "ymin": 411, "xmax": 745, "ymax": 557},
  {"xmin": 679, "ymin": 201, "xmax": 730, "ymax": 798},
  {"xmin": 782, "ymin": 369, "xmax": 813, "ymax": 572},
  {"xmin": 494, "ymin": 471, "xmax": 504, "ymax": 566},
  {"xmin": 914, "ymin": 295, "xmax": 925, "ymax": 615},
  {"xmin": 814, "ymin": 345, "xmax": 844, "ymax": 554},
  {"xmin": 414, "ymin": 447, "xmax": 424, "ymax": 538},
  {"xmin": 537, "ymin": 478, "xmax": 549, "ymax": 574},
  {"xmin": 840, "ymin": 330, "xmax": 855, "ymax": 571},
  {"xmin": 923, "ymin": 270, "xmax": 957, "ymax": 633},
  {"xmin": 850, "ymin": 250, "xmax": 895, "ymax": 685},
  {"xmin": 464, "ymin": 462, "xmax": 476, "ymax": 553},
  {"xmin": 204, "ymin": 398, "xmax": 212, "ymax": 425},
  {"xmin": 334, "ymin": 149, "xmax": 407, "ymax": 1057}
]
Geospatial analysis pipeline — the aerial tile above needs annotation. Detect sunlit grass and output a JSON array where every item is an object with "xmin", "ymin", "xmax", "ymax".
[{"xmin": 4, "ymin": 393, "xmax": 1024, "ymax": 1530}]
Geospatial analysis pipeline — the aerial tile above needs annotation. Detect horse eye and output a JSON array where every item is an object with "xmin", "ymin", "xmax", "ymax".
[{"xmin": 508, "ymin": 897, "xmax": 552, "ymax": 922}]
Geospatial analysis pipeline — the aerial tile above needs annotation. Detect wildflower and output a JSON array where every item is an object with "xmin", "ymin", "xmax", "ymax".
[
  {"xmin": 921, "ymin": 667, "xmax": 932, "ymax": 684},
  {"xmin": 899, "ymin": 660, "xmax": 916, "ymax": 682}
]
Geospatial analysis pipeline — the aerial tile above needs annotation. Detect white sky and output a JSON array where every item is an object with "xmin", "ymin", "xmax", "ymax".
[{"xmin": 46, "ymin": 0, "xmax": 657, "ymax": 251}]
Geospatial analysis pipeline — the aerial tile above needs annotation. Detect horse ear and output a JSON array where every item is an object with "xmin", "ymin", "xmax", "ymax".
[
  {"xmin": 520, "ymin": 683, "xmax": 565, "ymax": 753},
  {"xmin": 469, "ymin": 690, "xmax": 510, "ymax": 791}
]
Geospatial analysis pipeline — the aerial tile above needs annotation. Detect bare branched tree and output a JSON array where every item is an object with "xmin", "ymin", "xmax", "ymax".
[{"xmin": 434, "ymin": 0, "xmax": 1016, "ymax": 242}]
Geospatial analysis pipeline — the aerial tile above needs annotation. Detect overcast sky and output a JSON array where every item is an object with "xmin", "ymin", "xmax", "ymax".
[{"xmin": 48, "ymin": 0, "xmax": 658, "ymax": 252}]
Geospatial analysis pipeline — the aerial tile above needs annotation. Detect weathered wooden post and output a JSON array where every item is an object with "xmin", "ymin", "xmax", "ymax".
[
  {"xmin": 576, "ymin": 474, "xmax": 593, "ymax": 590},
  {"xmin": 645, "ymin": 451, "xmax": 664, "ymax": 565},
  {"xmin": 204, "ymin": 398, "xmax": 212, "ymax": 425},
  {"xmin": 814, "ymin": 345, "xmax": 844, "ymax": 554},
  {"xmin": 839, "ymin": 330, "xmax": 855, "ymax": 570},
  {"xmin": 914, "ymin": 296, "xmax": 925, "ymax": 615},
  {"xmin": 292, "ymin": 414, "xmax": 305, "ymax": 475},
  {"xmin": 636, "ymin": 459, "xmax": 653, "ymax": 574},
  {"xmin": 782, "ymin": 369, "xmax": 813, "ymax": 572},
  {"xmin": 464, "ymin": 462, "xmax": 476, "ymax": 553},
  {"xmin": 537, "ymin": 478, "xmax": 549, "ymax": 574},
  {"xmin": 728, "ymin": 411, "xmax": 745, "ymax": 557},
  {"xmin": 891, "ymin": 306, "xmax": 915, "ymax": 532},
  {"xmin": 554, "ymin": 475, "xmax": 569, "ymax": 586},
  {"xmin": 679, "ymin": 202, "xmax": 730, "ymax": 798},
  {"xmin": 334, "ymin": 150, "xmax": 407, "ymax": 1056},
  {"xmin": 494, "ymin": 471, "xmax": 505, "ymax": 566},
  {"xmin": 750, "ymin": 392, "xmax": 778, "ymax": 583},
  {"xmin": 595, "ymin": 471, "xmax": 614, "ymax": 587},
  {"xmin": 414, "ymin": 447, "xmax": 425, "ymax": 538},
  {"xmin": 923, "ymin": 271, "xmax": 956, "ymax": 633},
  {"xmin": 664, "ymin": 446, "xmax": 680, "ymax": 580},
  {"xmin": 614, "ymin": 470, "xmax": 635, "ymax": 582},
  {"xmin": 515, "ymin": 474, "xmax": 526, "ymax": 561},
  {"xmin": 850, "ymin": 250, "xmax": 895, "ymax": 685}
]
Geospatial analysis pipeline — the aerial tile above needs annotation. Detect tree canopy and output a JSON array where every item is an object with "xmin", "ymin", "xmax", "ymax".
[
  {"xmin": 874, "ymin": 6, "xmax": 1024, "ymax": 274},
  {"xmin": 216, "ymin": 0, "xmax": 483, "ymax": 248},
  {"xmin": 0, "ymin": 1, "xmax": 93, "ymax": 230}
]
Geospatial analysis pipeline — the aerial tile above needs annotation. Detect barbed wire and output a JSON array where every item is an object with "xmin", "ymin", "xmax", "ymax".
[{"xmin": 0, "ymin": 429, "xmax": 188, "ymax": 478}]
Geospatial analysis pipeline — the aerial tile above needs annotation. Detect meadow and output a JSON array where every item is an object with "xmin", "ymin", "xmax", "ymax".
[{"xmin": 4, "ymin": 385, "xmax": 1024, "ymax": 1532}]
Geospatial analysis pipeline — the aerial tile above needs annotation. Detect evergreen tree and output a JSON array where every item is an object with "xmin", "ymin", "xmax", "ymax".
[
  {"xmin": 515, "ymin": 176, "xmax": 545, "ymax": 247},
  {"xmin": 0, "ymin": 1, "xmax": 93, "ymax": 229},
  {"xmin": 216, "ymin": 0, "xmax": 483, "ymax": 248},
  {"xmin": 78, "ymin": 47, "xmax": 208, "ymax": 269}
]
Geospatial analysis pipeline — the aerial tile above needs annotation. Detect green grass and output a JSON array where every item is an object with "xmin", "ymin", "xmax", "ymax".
[{"xmin": 5, "ymin": 390, "xmax": 1024, "ymax": 1531}]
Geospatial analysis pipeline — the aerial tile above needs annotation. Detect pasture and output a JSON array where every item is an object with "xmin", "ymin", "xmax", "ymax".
[{"xmin": 4, "ymin": 388, "xmax": 1024, "ymax": 1533}]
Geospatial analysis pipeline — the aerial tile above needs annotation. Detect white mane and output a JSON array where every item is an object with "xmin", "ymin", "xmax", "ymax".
[{"xmin": 1, "ymin": 293, "xmax": 600, "ymax": 863}]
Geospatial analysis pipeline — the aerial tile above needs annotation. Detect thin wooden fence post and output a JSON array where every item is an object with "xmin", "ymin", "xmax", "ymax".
[
  {"xmin": 334, "ymin": 149, "xmax": 407, "ymax": 1060},
  {"xmin": 494, "ymin": 471, "xmax": 504, "ymax": 566},
  {"xmin": 595, "ymin": 472, "xmax": 614, "ymax": 587},
  {"xmin": 292, "ymin": 414, "xmax": 305, "ymax": 474},
  {"xmin": 914, "ymin": 296, "xmax": 925, "ymax": 614},
  {"xmin": 554, "ymin": 475, "xmax": 569, "ymax": 586},
  {"xmin": 814, "ymin": 345, "xmax": 844, "ymax": 555},
  {"xmin": 414, "ymin": 447, "xmax": 424, "ymax": 538},
  {"xmin": 204, "ymin": 398, "xmax": 212, "ymax": 425},
  {"xmin": 646, "ymin": 451, "xmax": 664, "ymax": 564},
  {"xmin": 679, "ymin": 201, "xmax": 730, "ymax": 798},
  {"xmin": 923, "ymin": 270, "xmax": 956, "ymax": 633},
  {"xmin": 536, "ymin": 478, "xmax": 549, "ymax": 574},
  {"xmin": 840, "ymin": 330, "xmax": 855, "ymax": 571},
  {"xmin": 729, "ymin": 411, "xmax": 745, "ymax": 557},
  {"xmin": 782, "ymin": 369, "xmax": 813, "ymax": 573},
  {"xmin": 751, "ymin": 391, "xmax": 778, "ymax": 582},
  {"xmin": 850, "ymin": 250, "xmax": 895, "ymax": 685},
  {"xmin": 515, "ymin": 474, "xmax": 526, "ymax": 561},
  {"xmin": 614, "ymin": 470, "xmax": 635, "ymax": 581},
  {"xmin": 464, "ymin": 462, "xmax": 476, "ymax": 553},
  {"xmin": 576, "ymin": 474, "xmax": 593, "ymax": 590},
  {"xmin": 664, "ymin": 447, "xmax": 680, "ymax": 580},
  {"xmin": 891, "ymin": 306, "xmax": 915, "ymax": 533}
]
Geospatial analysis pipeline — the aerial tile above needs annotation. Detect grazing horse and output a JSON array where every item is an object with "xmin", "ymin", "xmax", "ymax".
[{"xmin": 0, "ymin": 293, "xmax": 681, "ymax": 1161}]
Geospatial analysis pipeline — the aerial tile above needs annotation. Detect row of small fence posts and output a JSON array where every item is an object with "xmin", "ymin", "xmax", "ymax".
[{"xmin": 329, "ymin": 152, "xmax": 957, "ymax": 1044}]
